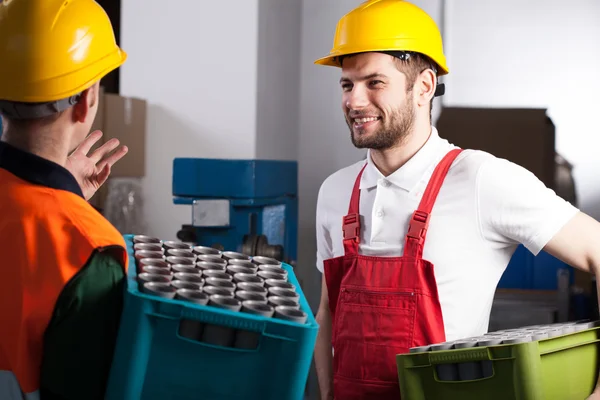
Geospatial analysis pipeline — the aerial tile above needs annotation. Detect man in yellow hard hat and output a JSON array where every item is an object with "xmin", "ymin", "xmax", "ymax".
[
  {"xmin": 0, "ymin": 0, "xmax": 130, "ymax": 398},
  {"xmin": 312, "ymin": 1, "xmax": 600, "ymax": 399}
]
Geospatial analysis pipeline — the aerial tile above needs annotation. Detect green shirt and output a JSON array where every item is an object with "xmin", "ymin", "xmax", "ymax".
[{"xmin": 39, "ymin": 250, "xmax": 126, "ymax": 400}]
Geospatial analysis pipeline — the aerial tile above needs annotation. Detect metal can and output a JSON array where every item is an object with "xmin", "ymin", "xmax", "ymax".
[
  {"xmin": 233, "ymin": 273, "xmax": 264, "ymax": 285},
  {"xmin": 171, "ymin": 280, "xmax": 204, "ymax": 291},
  {"xmin": 196, "ymin": 261, "xmax": 227, "ymax": 272},
  {"xmin": 140, "ymin": 265, "xmax": 173, "ymax": 277},
  {"xmin": 235, "ymin": 290, "xmax": 268, "ymax": 304},
  {"xmin": 134, "ymin": 250, "xmax": 164, "ymax": 261},
  {"xmin": 251, "ymin": 256, "xmax": 281, "ymax": 266},
  {"xmin": 137, "ymin": 272, "xmax": 171, "ymax": 286},
  {"xmin": 171, "ymin": 264, "xmax": 199, "ymax": 275},
  {"xmin": 138, "ymin": 258, "xmax": 170, "ymax": 270},
  {"xmin": 163, "ymin": 241, "xmax": 192, "ymax": 251},
  {"xmin": 237, "ymin": 282, "xmax": 268, "ymax": 294},
  {"xmin": 202, "ymin": 295, "xmax": 242, "ymax": 346},
  {"xmin": 166, "ymin": 256, "xmax": 195, "ymax": 266},
  {"xmin": 203, "ymin": 285, "xmax": 235, "ymax": 297},
  {"xmin": 192, "ymin": 246, "xmax": 221, "ymax": 256},
  {"xmin": 267, "ymin": 286, "xmax": 299, "ymax": 300},
  {"xmin": 142, "ymin": 282, "xmax": 177, "ymax": 299},
  {"xmin": 133, "ymin": 235, "xmax": 162, "ymax": 244},
  {"xmin": 166, "ymin": 249, "xmax": 196, "ymax": 259},
  {"xmin": 268, "ymin": 295, "xmax": 299, "ymax": 309},
  {"xmin": 274, "ymin": 306, "xmax": 307, "ymax": 324},
  {"xmin": 197, "ymin": 254, "xmax": 227, "ymax": 265},
  {"xmin": 221, "ymin": 251, "xmax": 251, "ymax": 261},
  {"xmin": 134, "ymin": 243, "xmax": 164, "ymax": 253},
  {"xmin": 173, "ymin": 272, "xmax": 204, "ymax": 284},
  {"xmin": 176, "ymin": 288, "xmax": 209, "ymax": 305},
  {"xmin": 203, "ymin": 270, "xmax": 233, "ymax": 281}
]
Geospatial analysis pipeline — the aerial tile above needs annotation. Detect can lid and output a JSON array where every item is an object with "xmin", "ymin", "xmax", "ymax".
[
  {"xmin": 409, "ymin": 345, "xmax": 431, "ymax": 353},
  {"xmin": 430, "ymin": 342, "xmax": 454, "ymax": 351},
  {"xmin": 502, "ymin": 336, "xmax": 532, "ymax": 344},
  {"xmin": 453, "ymin": 340, "xmax": 477, "ymax": 349}
]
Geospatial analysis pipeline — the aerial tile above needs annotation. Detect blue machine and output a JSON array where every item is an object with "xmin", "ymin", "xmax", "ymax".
[
  {"xmin": 500, "ymin": 245, "xmax": 573, "ymax": 290},
  {"xmin": 172, "ymin": 158, "xmax": 298, "ymax": 266}
]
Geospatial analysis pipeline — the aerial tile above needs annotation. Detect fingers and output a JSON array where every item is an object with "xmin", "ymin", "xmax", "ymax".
[
  {"xmin": 96, "ymin": 163, "xmax": 111, "ymax": 188},
  {"xmin": 96, "ymin": 145, "xmax": 129, "ymax": 172},
  {"xmin": 89, "ymin": 137, "xmax": 121, "ymax": 164},
  {"xmin": 73, "ymin": 130, "xmax": 103, "ymax": 156}
]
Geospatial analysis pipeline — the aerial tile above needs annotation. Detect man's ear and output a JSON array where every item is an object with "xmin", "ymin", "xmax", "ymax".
[
  {"xmin": 71, "ymin": 83, "xmax": 99, "ymax": 123},
  {"xmin": 415, "ymin": 69, "xmax": 437, "ymax": 108}
]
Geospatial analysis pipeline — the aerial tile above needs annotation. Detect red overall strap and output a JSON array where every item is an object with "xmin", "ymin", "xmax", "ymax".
[
  {"xmin": 342, "ymin": 163, "xmax": 367, "ymax": 255},
  {"xmin": 404, "ymin": 148, "xmax": 463, "ymax": 258}
]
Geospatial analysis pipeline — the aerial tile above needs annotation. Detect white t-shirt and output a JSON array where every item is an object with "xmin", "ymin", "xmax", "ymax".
[{"xmin": 315, "ymin": 126, "xmax": 579, "ymax": 341}]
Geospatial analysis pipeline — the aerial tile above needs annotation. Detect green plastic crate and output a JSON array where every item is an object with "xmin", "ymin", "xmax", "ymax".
[{"xmin": 397, "ymin": 321, "xmax": 600, "ymax": 399}]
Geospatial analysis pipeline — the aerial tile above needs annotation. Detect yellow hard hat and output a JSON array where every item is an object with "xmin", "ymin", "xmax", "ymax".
[
  {"xmin": 314, "ymin": 0, "xmax": 449, "ymax": 76},
  {"xmin": 0, "ymin": 0, "xmax": 127, "ymax": 106}
]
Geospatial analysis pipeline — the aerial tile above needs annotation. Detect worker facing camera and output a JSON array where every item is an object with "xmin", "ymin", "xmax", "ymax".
[
  {"xmin": 312, "ymin": 1, "xmax": 600, "ymax": 399},
  {"xmin": 0, "ymin": 0, "xmax": 130, "ymax": 399}
]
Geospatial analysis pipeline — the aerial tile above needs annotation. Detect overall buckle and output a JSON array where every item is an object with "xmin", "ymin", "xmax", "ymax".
[
  {"xmin": 407, "ymin": 210, "xmax": 430, "ymax": 240},
  {"xmin": 342, "ymin": 213, "xmax": 360, "ymax": 242}
]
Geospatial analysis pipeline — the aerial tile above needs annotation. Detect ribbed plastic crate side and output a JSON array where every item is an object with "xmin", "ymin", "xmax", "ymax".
[
  {"xmin": 105, "ymin": 284, "xmax": 155, "ymax": 399},
  {"xmin": 539, "ymin": 335, "xmax": 600, "ymax": 399}
]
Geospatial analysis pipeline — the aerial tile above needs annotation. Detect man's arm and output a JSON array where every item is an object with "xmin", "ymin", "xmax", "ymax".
[
  {"xmin": 39, "ymin": 250, "xmax": 126, "ymax": 400},
  {"xmin": 542, "ymin": 212, "xmax": 600, "ymax": 399},
  {"xmin": 313, "ymin": 181, "xmax": 335, "ymax": 399},
  {"xmin": 315, "ymin": 277, "xmax": 334, "ymax": 400}
]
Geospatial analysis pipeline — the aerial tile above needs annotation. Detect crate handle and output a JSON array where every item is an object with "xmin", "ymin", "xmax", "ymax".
[
  {"xmin": 146, "ymin": 309, "xmax": 271, "ymax": 352},
  {"xmin": 428, "ymin": 348, "xmax": 501, "ymax": 383},
  {"xmin": 428, "ymin": 347, "xmax": 493, "ymax": 364}
]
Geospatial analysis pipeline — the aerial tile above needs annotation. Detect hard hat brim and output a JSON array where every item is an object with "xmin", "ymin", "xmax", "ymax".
[{"xmin": 314, "ymin": 50, "xmax": 449, "ymax": 76}]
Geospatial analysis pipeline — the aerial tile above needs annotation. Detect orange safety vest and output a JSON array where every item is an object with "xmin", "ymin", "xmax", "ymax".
[{"xmin": 0, "ymin": 168, "xmax": 128, "ymax": 399}]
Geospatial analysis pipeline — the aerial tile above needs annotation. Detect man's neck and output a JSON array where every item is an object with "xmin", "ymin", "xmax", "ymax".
[
  {"xmin": 369, "ymin": 124, "xmax": 432, "ymax": 177},
  {"xmin": 2, "ymin": 128, "xmax": 70, "ymax": 166}
]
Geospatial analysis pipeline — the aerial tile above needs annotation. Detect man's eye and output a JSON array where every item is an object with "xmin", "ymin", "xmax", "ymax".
[
  {"xmin": 341, "ymin": 84, "xmax": 353, "ymax": 91},
  {"xmin": 370, "ymin": 80, "xmax": 383, "ymax": 86}
]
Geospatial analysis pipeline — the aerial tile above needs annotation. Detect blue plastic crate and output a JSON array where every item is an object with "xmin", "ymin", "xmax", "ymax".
[{"xmin": 105, "ymin": 235, "xmax": 319, "ymax": 400}]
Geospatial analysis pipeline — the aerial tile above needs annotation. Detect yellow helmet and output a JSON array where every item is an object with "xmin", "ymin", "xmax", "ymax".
[
  {"xmin": 314, "ymin": 0, "xmax": 449, "ymax": 76},
  {"xmin": 0, "ymin": 0, "xmax": 126, "ymax": 117}
]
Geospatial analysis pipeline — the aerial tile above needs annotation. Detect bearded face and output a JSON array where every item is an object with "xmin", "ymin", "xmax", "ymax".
[
  {"xmin": 345, "ymin": 94, "xmax": 415, "ymax": 150},
  {"xmin": 340, "ymin": 52, "xmax": 417, "ymax": 150}
]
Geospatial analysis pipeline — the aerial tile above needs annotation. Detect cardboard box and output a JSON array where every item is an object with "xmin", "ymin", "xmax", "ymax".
[
  {"xmin": 102, "ymin": 93, "xmax": 147, "ymax": 178},
  {"xmin": 88, "ymin": 88, "xmax": 147, "ymax": 210},
  {"xmin": 436, "ymin": 107, "xmax": 556, "ymax": 190}
]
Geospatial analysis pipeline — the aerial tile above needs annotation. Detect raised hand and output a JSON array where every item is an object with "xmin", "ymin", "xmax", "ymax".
[{"xmin": 65, "ymin": 130, "xmax": 128, "ymax": 201}]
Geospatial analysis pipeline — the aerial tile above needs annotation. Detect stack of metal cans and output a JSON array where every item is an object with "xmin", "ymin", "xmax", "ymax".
[
  {"xmin": 408, "ymin": 320, "xmax": 600, "ymax": 381},
  {"xmin": 132, "ymin": 235, "xmax": 308, "ymax": 347}
]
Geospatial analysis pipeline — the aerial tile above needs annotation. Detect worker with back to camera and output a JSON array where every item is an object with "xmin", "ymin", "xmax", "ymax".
[
  {"xmin": 312, "ymin": 1, "xmax": 600, "ymax": 399},
  {"xmin": 0, "ymin": 0, "xmax": 131, "ymax": 398}
]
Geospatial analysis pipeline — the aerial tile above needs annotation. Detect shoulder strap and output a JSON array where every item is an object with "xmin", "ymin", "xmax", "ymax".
[
  {"xmin": 404, "ymin": 148, "xmax": 463, "ymax": 258},
  {"xmin": 342, "ymin": 163, "xmax": 367, "ymax": 255}
]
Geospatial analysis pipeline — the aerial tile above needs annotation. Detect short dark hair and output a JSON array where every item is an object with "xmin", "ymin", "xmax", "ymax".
[{"xmin": 389, "ymin": 51, "xmax": 438, "ymax": 119}]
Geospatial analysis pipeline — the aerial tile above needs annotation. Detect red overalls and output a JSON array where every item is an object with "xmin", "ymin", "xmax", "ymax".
[{"xmin": 324, "ymin": 148, "xmax": 462, "ymax": 399}]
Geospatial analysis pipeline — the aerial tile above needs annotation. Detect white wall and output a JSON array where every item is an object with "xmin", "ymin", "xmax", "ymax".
[
  {"xmin": 120, "ymin": 0, "xmax": 259, "ymax": 241},
  {"xmin": 256, "ymin": 0, "xmax": 302, "ymax": 161},
  {"xmin": 443, "ymin": 0, "xmax": 600, "ymax": 218},
  {"xmin": 297, "ymin": 0, "xmax": 445, "ymax": 309}
]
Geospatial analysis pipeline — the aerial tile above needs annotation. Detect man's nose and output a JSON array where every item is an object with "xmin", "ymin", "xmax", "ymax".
[{"xmin": 345, "ymin": 86, "xmax": 369, "ymax": 110}]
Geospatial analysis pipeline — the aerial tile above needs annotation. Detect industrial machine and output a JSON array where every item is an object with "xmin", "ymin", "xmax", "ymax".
[{"xmin": 172, "ymin": 158, "xmax": 298, "ymax": 266}]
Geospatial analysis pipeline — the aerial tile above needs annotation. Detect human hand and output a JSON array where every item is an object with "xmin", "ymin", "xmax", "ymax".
[
  {"xmin": 65, "ymin": 130, "xmax": 128, "ymax": 201},
  {"xmin": 586, "ymin": 384, "xmax": 600, "ymax": 399}
]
